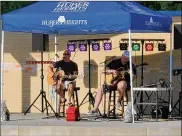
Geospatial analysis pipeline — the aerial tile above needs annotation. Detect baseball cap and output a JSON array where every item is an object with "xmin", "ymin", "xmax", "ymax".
[{"xmin": 122, "ymin": 50, "xmax": 129, "ymax": 58}]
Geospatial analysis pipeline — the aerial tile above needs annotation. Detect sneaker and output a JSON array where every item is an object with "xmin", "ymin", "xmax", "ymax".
[{"xmin": 87, "ymin": 110, "xmax": 99, "ymax": 116}]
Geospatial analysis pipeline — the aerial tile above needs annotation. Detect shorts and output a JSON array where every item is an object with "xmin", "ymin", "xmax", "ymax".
[
  {"xmin": 62, "ymin": 80, "xmax": 76, "ymax": 91},
  {"xmin": 103, "ymin": 81, "xmax": 130, "ymax": 93}
]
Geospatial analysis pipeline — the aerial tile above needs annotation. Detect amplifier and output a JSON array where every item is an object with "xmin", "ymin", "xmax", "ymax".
[{"xmin": 173, "ymin": 69, "xmax": 182, "ymax": 76}]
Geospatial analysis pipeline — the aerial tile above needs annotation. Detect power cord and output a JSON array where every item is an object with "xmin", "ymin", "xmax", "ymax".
[{"xmin": 71, "ymin": 48, "xmax": 79, "ymax": 61}]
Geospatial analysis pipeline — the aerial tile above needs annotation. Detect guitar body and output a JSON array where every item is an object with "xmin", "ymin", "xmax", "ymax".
[
  {"xmin": 47, "ymin": 68, "xmax": 65, "ymax": 86},
  {"xmin": 111, "ymin": 71, "xmax": 128, "ymax": 83},
  {"xmin": 105, "ymin": 62, "xmax": 147, "ymax": 86},
  {"xmin": 106, "ymin": 62, "xmax": 148, "ymax": 85},
  {"xmin": 103, "ymin": 71, "xmax": 127, "ymax": 86},
  {"xmin": 104, "ymin": 74, "xmax": 114, "ymax": 85}
]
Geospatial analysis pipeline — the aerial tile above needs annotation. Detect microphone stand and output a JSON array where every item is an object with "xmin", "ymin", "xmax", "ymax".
[
  {"xmin": 140, "ymin": 40, "xmax": 144, "ymax": 115},
  {"xmin": 99, "ymin": 56, "xmax": 116, "ymax": 118}
]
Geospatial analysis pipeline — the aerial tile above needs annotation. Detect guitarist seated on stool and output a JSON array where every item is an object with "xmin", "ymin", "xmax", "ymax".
[
  {"xmin": 48, "ymin": 50, "xmax": 78, "ymax": 106},
  {"xmin": 88, "ymin": 50, "xmax": 137, "ymax": 115}
]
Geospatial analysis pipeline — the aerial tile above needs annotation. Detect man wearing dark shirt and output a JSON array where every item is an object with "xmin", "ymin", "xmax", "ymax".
[
  {"xmin": 49, "ymin": 50, "xmax": 78, "ymax": 106},
  {"xmin": 88, "ymin": 50, "xmax": 136, "ymax": 115}
]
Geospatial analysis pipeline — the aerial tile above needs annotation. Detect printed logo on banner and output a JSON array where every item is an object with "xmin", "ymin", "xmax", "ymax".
[
  {"xmin": 123, "ymin": 2, "xmax": 147, "ymax": 14},
  {"xmin": 42, "ymin": 16, "xmax": 87, "ymax": 27},
  {"xmin": 53, "ymin": 2, "xmax": 89, "ymax": 12},
  {"xmin": 42, "ymin": 2, "xmax": 89, "ymax": 27},
  {"xmin": 145, "ymin": 17, "xmax": 162, "ymax": 27}
]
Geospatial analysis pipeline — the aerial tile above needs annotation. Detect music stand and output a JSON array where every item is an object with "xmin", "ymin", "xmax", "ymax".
[{"xmin": 24, "ymin": 51, "xmax": 60, "ymax": 119}]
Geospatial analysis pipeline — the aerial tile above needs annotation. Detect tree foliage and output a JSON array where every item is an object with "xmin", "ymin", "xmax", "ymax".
[
  {"xmin": 1, "ymin": 1, "xmax": 182, "ymax": 14},
  {"xmin": 138, "ymin": 1, "xmax": 182, "ymax": 11},
  {"xmin": 1, "ymin": 1, "xmax": 35, "ymax": 14}
]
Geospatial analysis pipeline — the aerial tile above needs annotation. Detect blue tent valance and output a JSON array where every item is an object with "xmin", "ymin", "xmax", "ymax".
[
  {"xmin": 2, "ymin": 1, "xmax": 172, "ymax": 35},
  {"xmin": 157, "ymin": 11, "xmax": 182, "ymax": 17}
]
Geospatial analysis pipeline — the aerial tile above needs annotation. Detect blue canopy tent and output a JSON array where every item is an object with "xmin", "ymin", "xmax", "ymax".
[
  {"xmin": 2, "ymin": 1, "xmax": 172, "ymax": 34},
  {"xmin": 157, "ymin": 10, "xmax": 182, "ymax": 17},
  {"xmin": 1, "ymin": 1, "xmax": 172, "ymax": 123}
]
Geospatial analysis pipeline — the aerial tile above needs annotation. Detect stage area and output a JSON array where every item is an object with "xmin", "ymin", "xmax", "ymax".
[{"xmin": 1, "ymin": 113, "xmax": 181, "ymax": 136}]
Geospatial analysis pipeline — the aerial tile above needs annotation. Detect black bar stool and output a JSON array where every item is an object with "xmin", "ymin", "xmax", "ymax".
[
  {"xmin": 107, "ymin": 88, "xmax": 130, "ymax": 118},
  {"xmin": 107, "ymin": 88, "xmax": 117, "ymax": 118},
  {"xmin": 58, "ymin": 87, "xmax": 80, "ymax": 117}
]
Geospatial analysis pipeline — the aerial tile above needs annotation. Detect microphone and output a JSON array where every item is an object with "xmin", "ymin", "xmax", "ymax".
[
  {"xmin": 100, "ymin": 56, "xmax": 116, "ymax": 64},
  {"xmin": 55, "ymin": 53, "xmax": 59, "ymax": 58},
  {"xmin": 143, "ymin": 62, "xmax": 149, "ymax": 66},
  {"xmin": 111, "ymin": 55, "xmax": 116, "ymax": 59}
]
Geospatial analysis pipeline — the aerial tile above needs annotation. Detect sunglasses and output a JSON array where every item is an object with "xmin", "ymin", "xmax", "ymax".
[{"xmin": 63, "ymin": 53, "xmax": 70, "ymax": 55}]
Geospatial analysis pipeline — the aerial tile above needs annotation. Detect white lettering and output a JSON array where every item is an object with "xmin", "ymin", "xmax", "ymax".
[
  {"xmin": 53, "ymin": 2, "xmax": 89, "ymax": 12},
  {"xmin": 42, "ymin": 19, "xmax": 88, "ymax": 27},
  {"xmin": 42, "ymin": 20, "xmax": 48, "ymax": 25},
  {"xmin": 124, "ymin": 2, "xmax": 147, "ymax": 14}
]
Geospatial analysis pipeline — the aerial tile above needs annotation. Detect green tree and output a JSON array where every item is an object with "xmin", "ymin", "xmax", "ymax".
[
  {"xmin": 1, "ymin": 1, "xmax": 35, "ymax": 14},
  {"xmin": 139, "ymin": 1, "xmax": 182, "ymax": 11}
]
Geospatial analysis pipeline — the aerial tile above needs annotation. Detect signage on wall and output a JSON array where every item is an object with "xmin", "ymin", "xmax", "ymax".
[{"xmin": 145, "ymin": 43, "xmax": 154, "ymax": 51}]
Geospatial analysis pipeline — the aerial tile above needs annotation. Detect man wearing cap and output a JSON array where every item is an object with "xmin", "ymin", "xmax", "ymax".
[
  {"xmin": 88, "ymin": 50, "xmax": 136, "ymax": 115},
  {"xmin": 49, "ymin": 50, "xmax": 78, "ymax": 106}
]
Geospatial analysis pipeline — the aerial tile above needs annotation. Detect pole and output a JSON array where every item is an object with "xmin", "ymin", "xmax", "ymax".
[
  {"xmin": 88, "ymin": 40, "xmax": 91, "ymax": 111},
  {"xmin": 140, "ymin": 40, "xmax": 144, "ymax": 114},
  {"xmin": 169, "ymin": 33, "xmax": 173, "ymax": 113},
  {"xmin": 54, "ymin": 35, "xmax": 58, "ymax": 112},
  {"xmin": 41, "ymin": 51, "xmax": 44, "ymax": 112},
  {"xmin": 1, "ymin": 31, "xmax": 4, "ymax": 103},
  {"xmin": 1, "ymin": 30, "xmax": 4, "ymax": 122},
  {"xmin": 128, "ymin": 29, "xmax": 134, "ymax": 123},
  {"xmin": 180, "ymin": 44, "xmax": 182, "ymax": 116}
]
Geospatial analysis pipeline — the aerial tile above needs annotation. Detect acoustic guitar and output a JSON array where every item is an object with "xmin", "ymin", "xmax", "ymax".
[
  {"xmin": 47, "ymin": 66, "xmax": 84, "ymax": 86},
  {"xmin": 47, "ymin": 69, "xmax": 79, "ymax": 86},
  {"xmin": 104, "ymin": 62, "xmax": 148, "ymax": 86}
]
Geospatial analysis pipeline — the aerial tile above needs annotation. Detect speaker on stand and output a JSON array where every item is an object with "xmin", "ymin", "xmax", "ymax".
[{"xmin": 24, "ymin": 34, "xmax": 60, "ymax": 119}]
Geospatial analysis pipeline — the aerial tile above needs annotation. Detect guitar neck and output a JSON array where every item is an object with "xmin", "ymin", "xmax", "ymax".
[{"xmin": 63, "ymin": 75, "xmax": 77, "ymax": 78}]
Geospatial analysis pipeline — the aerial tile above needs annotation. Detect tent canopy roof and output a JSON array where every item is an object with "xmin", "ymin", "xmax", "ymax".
[
  {"xmin": 2, "ymin": 1, "xmax": 172, "ymax": 35},
  {"xmin": 157, "ymin": 10, "xmax": 182, "ymax": 17}
]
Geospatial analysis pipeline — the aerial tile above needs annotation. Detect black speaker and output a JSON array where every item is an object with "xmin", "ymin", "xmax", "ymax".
[
  {"xmin": 174, "ymin": 24, "xmax": 182, "ymax": 50},
  {"xmin": 180, "ymin": 91, "xmax": 182, "ymax": 116},
  {"xmin": 32, "ymin": 33, "xmax": 49, "ymax": 51}
]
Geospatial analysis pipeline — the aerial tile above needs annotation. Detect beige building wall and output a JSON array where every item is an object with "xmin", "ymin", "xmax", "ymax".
[{"xmin": 2, "ymin": 16, "xmax": 181, "ymax": 114}]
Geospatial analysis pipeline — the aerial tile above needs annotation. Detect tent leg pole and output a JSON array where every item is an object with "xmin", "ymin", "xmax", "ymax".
[
  {"xmin": 128, "ymin": 29, "xmax": 134, "ymax": 123},
  {"xmin": 1, "ymin": 31, "xmax": 4, "ymax": 103},
  {"xmin": 169, "ymin": 32, "xmax": 173, "ymax": 115},
  {"xmin": 54, "ymin": 35, "xmax": 58, "ymax": 112}
]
